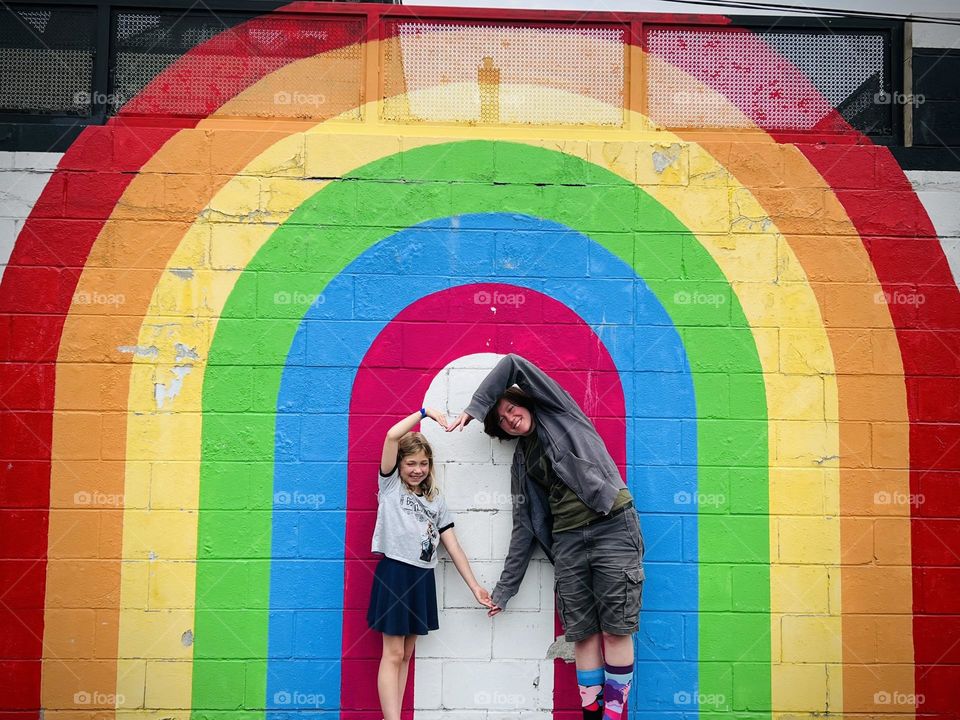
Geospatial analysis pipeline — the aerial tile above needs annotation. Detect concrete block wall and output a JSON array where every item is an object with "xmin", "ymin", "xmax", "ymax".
[{"xmin": 2, "ymin": 6, "xmax": 960, "ymax": 719}]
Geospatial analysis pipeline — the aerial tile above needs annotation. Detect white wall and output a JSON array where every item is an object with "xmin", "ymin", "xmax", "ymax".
[{"xmin": 418, "ymin": 353, "xmax": 558, "ymax": 718}]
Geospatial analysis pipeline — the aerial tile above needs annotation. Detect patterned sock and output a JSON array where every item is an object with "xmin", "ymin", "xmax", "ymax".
[
  {"xmin": 576, "ymin": 666, "xmax": 605, "ymax": 720},
  {"xmin": 602, "ymin": 662, "xmax": 633, "ymax": 720}
]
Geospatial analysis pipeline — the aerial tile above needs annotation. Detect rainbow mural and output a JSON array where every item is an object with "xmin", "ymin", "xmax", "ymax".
[{"xmin": 1, "ymin": 3, "xmax": 958, "ymax": 719}]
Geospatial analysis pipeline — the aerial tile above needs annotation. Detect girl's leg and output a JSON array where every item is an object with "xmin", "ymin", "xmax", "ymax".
[
  {"xmin": 397, "ymin": 634, "xmax": 417, "ymax": 708},
  {"xmin": 378, "ymin": 634, "xmax": 405, "ymax": 720}
]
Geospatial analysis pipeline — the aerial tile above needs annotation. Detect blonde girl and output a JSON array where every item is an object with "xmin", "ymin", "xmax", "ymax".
[{"xmin": 368, "ymin": 407, "xmax": 492, "ymax": 720}]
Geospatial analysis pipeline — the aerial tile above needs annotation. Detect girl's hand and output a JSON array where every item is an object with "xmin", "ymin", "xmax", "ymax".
[
  {"xmin": 487, "ymin": 603, "xmax": 503, "ymax": 617},
  {"xmin": 424, "ymin": 407, "xmax": 448, "ymax": 430},
  {"xmin": 472, "ymin": 585, "xmax": 493, "ymax": 609},
  {"xmin": 446, "ymin": 411, "xmax": 473, "ymax": 432}
]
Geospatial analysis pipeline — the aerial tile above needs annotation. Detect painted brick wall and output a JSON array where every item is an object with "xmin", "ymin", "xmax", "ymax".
[{"xmin": 2, "ymin": 7, "xmax": 960, "ymax": 720}]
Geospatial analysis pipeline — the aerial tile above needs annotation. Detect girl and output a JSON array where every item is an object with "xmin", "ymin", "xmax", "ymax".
[{"xmin": 368, "ymin": 406, "xmax": 492, "ymax": 720}]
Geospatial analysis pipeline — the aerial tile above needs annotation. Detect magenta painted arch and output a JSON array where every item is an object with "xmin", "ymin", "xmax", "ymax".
[{"xmin": 341, "ymin": 284, "xmax": 627, "ymax": 718}]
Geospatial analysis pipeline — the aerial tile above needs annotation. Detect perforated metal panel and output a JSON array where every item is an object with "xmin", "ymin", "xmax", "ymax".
[
  {"xmin": 646, "ymin": 27, "xmax": 890, "ymax": 134},
  {"xmin": 383, "ymin": 22, "xmax": 626, "ymax": 127},
  {"xmin": 111, "ymin": 11, "xmax": 364, "ymax": 119},
  {"xmin": 0, "ymin": 5, "xmax": 96, "ymax": 115}
]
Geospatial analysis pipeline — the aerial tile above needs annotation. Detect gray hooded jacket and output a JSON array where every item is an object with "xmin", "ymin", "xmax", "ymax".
[{"xmin": 464, "ymin": 354, "xmax": 631, "ymax": 609}]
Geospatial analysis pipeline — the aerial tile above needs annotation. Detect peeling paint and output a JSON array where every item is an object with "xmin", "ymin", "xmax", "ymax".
[
  {"xmin": 117, "ymin": 344, "xmax": 160, "ymax": 358},
  {"xmin": 181, "ymin": 629, "xmax": 194, "ymax": 647},
  {"xmin": 545, "ymin": 636, "xmax": 574, "ymax": 661},
  {"xmin": 652, "ymin": 143, "xmax": 682, "ymax": 174},
  {"xmin": 169, "ymin": 267, "xmax": 195, "ymax": 280},
  {"xmin": 175, "ymin": 343, "xmax": 201, "ymax": 362},
  {"xmin": 154, "ymin": 365, "xmax": 193, "ymax": 409}
]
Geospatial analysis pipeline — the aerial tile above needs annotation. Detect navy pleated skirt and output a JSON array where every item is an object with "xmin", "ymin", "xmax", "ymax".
[{"xmin": 367, "ymin": 556, "xmax": 439, "ymax": 636}]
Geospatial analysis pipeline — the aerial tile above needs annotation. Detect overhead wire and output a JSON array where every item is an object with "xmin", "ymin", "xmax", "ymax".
[{"xmin": 651, "ymin": 0, "xmax": 960, "ymax": 26}]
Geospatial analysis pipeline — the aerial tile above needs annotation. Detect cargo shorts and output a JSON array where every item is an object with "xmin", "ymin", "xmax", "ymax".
[{"xmin": 552, "ymin": 506, "xmax": 644, "ymax": 642}]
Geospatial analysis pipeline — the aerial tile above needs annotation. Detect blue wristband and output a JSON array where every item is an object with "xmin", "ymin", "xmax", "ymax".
[{"xmin": 419, "ymin": 407, "xmax": 427, "ymax": 418}]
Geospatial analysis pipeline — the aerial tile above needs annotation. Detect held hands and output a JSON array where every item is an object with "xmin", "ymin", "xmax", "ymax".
[
  {"xmin": 470, "ymin": 585, "xmax": 503, "ymax": 616},
  {"xmin": 446, "ymin": 411, "xmax": 473, "ymax": 432},
  {"xmin": 472, "ymin": 585, "xmax": 494, "ymax": 610}
]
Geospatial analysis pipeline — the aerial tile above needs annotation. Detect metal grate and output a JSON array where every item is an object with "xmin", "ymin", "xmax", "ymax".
[
  {"xmin": 111, "ymin": 11, "xmax": 364, "ymax": 119},
  {"xmin": 646, "ymin": 27, "xmax": 891, "ymax": 134},
  {"xmin": 382, "ymin": 21, "xmax": 626, "ymax": 127},
  {"xmin": 0, "ymin": 5, "xmax": 96, "ymax": 115}
]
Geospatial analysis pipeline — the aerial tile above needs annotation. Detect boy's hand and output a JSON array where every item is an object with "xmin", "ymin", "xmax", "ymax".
[
  {"xmin": 487, "ymin": 603, "xmax": 503, "ymax": 617},
  {"xmin": 447, "ymin": 411, "xmax": 473, "ymax": 432},
  {"xmin": 473, "ymin": 586, "xmax": 493, "ymax": 609}
]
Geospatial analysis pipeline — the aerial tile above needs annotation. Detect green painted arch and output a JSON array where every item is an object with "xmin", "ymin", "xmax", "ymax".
[{"xmin": 192, "ymin": 140, "xmax": 770, "ymax": 714}]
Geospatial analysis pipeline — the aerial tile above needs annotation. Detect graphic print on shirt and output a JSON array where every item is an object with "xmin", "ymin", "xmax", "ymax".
[{"xmin": 399, "ymin": 491, "xmax": 439, "ymax": 563}]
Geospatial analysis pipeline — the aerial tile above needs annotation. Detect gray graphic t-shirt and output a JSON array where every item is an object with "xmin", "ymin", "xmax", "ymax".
[{"xmin": 371, "ymin": 466, "xmax": 455, "ymax": 569}]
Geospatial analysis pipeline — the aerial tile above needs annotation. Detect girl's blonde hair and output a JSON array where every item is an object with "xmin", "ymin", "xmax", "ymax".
[{"xmin": 397, "ymin": 431, "xmax": 438, "ymax": 500}]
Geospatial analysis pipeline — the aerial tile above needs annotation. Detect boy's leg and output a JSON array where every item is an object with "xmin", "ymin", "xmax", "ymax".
[
  {"xmin": 378, "ymin": 633, "xmax": 405, "ymax": 720},
  {"xmin": 573, "ymin": 637, "xmax": 605, "ymax": 720},
  {"xmin": 590, "ymin": 510, "xmax": 643, "ymax": 720},
  {"xmin": 397, "ymin": 634, "xmax": 417, "ymax": 708},
  {"xmin": 601, "ymin": 654, "xmax": 634, "ymax": 720}
]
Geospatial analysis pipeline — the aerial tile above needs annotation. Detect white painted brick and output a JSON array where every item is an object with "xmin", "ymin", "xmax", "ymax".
[
  {"xmin": 536, "ymin": 660, "xmax": 558, "ymax": 710},
  {"xmin": 445, "ymin": 351, "xmax": 502, "ymax": 370},
  {"xmin": 443, "ymin": 560, "xmax": 541, "ymax": 611},
  {"xmin": 442, "ymin": 510, "xmax": 493, "ymax": 560},
  {"xmin": 0, "ymin": 170, "xmax": 55, "ymax": 217},
  {"xmin": 415, "ymin": 712, "xmax": 486, "ymax": 720},
  {"xmin": 492, "ymin": 605, "xmax": 555, "ymax": 660},
  {"xmin": 0, "ymin": 152, "xmax": 13, "ymax": 170},
  {"xmin": 0, "ymin": 218, "xmax": 16, "ymax": 265},
  {"xmin": 422, "ymin": 420, "xmax": 492, "ymax": 463},
  {"xmin": 914, "ymin": 189, "xmax": 960, "ymax": 237},
  {"xmin": 906, "ymin": 170, "xmax": 960, "ymax": 192},
  {"xmin": 441, "ymin": 463, "xmax": 510, "ymax": 511},
  {"xmin": 912, "ymin": 19, "xmax": 960, "ymax": 50},
  {"xmin": 418, "ymin": 609, "xmax": 492, "ymax": 660},
  {"xmin": 13, "ymin": 151, "xmax": 62, "ymax": 170},
  {"xmin": 448, "ymin": 366, "xmax": 499, "ymax": 411},
  {"xmin": 442, "ymin": 660, "xmax": 541, "ymax": 711},
  {"xmin": 413, "ymin": 658, "xmax": 443, "ymax": 709}
]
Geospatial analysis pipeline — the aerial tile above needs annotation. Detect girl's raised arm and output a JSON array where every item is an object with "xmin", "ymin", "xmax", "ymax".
[{"xmin": 380, "ymin": 407, "xmax": 448, "ymax": 475}]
